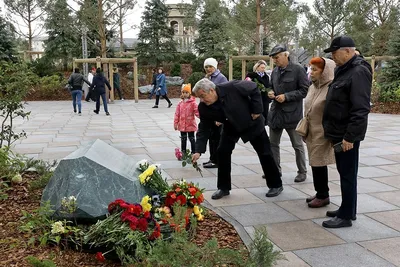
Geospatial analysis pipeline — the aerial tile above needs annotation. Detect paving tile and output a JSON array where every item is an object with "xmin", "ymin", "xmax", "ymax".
[
  {"xmin": 358, "ymin": 166, "xmax": 396, "ymax": 178},
  {"xmin": 164, "ymin": 167, "xmax": 213, "ymax": 180},
  {"xmin": 182, "ymin": 177, "xmax": 218, "ymax": 191},
  {"xmin": 373, "ymin": 176, "xmax": 400, "ymax": 189},
  {"xmin": 360, "ymin": 147, "xmax": 397, "ymax": 156},
  {"xmin": 381, "ymin": 154, "xmax": 400, "ymax": 163},
  {"xmin": 276, "ymin": 199, "xmax": 339, "ymax": 220},
  {"xmin": 246, "ymin": 186, "xmax": 308, "ymax": 202},
  {"xmin": 370, "ymin": 191, "xmax": 400, "ymax": 207},
  {"xmin": 378, "ymin": 164, "xmax": 400, "ymax": 174},
  {"xmin": 231, "ymin": 174, "xmax": 268, "ymax": 188},
  {"xmin": 266, "ymin": 220, "xmax": 345, "ymax": 251},
  {"xmin": 294, "ymin": 243, "xmax": 395, "ymax": 267},
  {"xmin": 223, "ymin": 203, "xmax": 298, "ymax": 226},
  {"xmin": 330, "ymin": 194, "xmax": 398, "ymax": 213},
  {"xmin": 291, "ymin": 182, "xmax": 342, "ymax": 197},
  {"xmin": 313, "ymin": 214, "xmax": 400, "ymax": 242},
  {"xmin": 242, "ymin": 164, "xmax": 263, "ymax": 174},
  {"xmin": 365, "ymin": 210, "xmax": 400, "ymax": 231},
  {"xmin": 332, "ymin": 178, "xmax": 398, "ymax": 194},
  {"xmin": 231, "ymin": 155, "xmax": 262, "ymax": 165},
  {"xmin": 359, "ymin": 156, "xmax": 398, "ymax": 166},
  {"xmin": 359, "ymin": 237, "xmax": 400, "ymax": 267},
  {"xmin": 275, "ymin": 252, "xmax": 311, "ymax": 267},
  {"xmin": 204, "ymin": 189, "xmax": 264, "ymax": 207}
]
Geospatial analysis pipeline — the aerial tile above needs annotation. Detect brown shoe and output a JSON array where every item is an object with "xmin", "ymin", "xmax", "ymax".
[
  {"xmin": 306, "ymin": 195, "xmax": 316, "ymax": 203},
  {"xmin": 308, "ymin": 197, "xmax": 330, "ymax": 208}
]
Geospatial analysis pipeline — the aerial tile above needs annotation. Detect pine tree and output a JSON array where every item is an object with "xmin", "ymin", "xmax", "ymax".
[
  {"xmin": 378, "ymin": 28, "xmax": 400, "ymax": 102},
  {"xmin": 136, "ymin": 0, "xmax": 177, "ymax": 66},
  {"xmin": 194, "ymin": 0, "xmax": 230, "ymax": 57},
  {"xmin": 0, "ymin": 14, "xmax": 16, "ymax": 61},
  {"xmin": 44, "ymin": 0, "xmax": 79, "ymax": 70}
]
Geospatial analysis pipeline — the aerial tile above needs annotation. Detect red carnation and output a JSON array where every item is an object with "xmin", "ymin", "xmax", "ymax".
[
  {"xmin": 138, "ymin": 218, "xmax": 148, "ymax": 232},
  {"xmin": 197, "ymin": 194, "xmax": 204, "ymax": 203},
  {"xmin": 129, "ymin": 221, "xmax": 137, "ymax": 230},
  {"xmin": 188, "ymin": 187, "xmax": 197, "ymax": 196},
  {"xmin": 108, "ymin": 203, "xmax": 117, "ymax": 213},
  {"xmin": 120, "ymin": 202, "xmax": 130, "ymax": 209},
  {"xmin": 176, "ymin": 195, "xmax": 187, "ymax": 205},
  {"xmin": 96, "ymin": 252, "xmax": 106, "ymax": 262},
  {"xmin": 144, "ymin": 211, "xmax": 151, "ymax": 219}
]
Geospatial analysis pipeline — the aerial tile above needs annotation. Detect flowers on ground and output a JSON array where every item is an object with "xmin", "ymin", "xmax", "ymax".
[
  {"xmin": 51, "ymin": 221, "xmax": 66, "ymax": 234},
  {"xmin": 96, "ymin": 252, "xmax": 106, "ymax": 262},
  {"xmin": 61, "ymin": 195, "xmax": 77, "ymax": 214},
  {"xmin": 138, "ymin": 164, "xmax": 170, "ymax": 194},
  {"xmin": 135, "ymin": 159, "xmax": 149, "ymax": 170},
  {"xmin": 141, "ymin": 195, "xmax": 152, "ymax": 212},
  {"xmin": 165, "ymin": 179, "xmax": 205, "ymax": 208}
]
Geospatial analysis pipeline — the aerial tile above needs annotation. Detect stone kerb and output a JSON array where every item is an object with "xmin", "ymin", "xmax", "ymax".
[{"xmin": 41, "ymin": 139, "xmax": 151, "ymax": 222}]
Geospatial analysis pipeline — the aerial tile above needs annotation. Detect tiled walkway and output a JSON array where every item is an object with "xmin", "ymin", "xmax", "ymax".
[{"xmin": 11, "ymin": 100, "xmax": 400, "ymax": 267}]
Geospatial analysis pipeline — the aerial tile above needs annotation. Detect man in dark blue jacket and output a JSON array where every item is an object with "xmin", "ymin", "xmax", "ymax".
[
  {"xmin": 192, "ymin": 78, "xmax": 283, "ymax": 200},
  {"xmin": 322, "ymin": 36, "xmax": 372, "ymax": 228},
  {"xmin": 89, "ymin": 68, "xmax": 112, "ymax": 116}
]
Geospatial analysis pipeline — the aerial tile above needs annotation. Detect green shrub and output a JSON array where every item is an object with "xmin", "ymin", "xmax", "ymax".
[
  {"xmin": 179, "ymin": 52, "xmax": 197, "ymax": 64},
  {"xmin": 25, "ymin": 256, "xmax": 56, "ymax": 267},
  {"xmin": 186, "ymin": 72, "xmax": 205, "ymax": 86},
  {"xmin": 36, "ymin": 75, "xmax": 65, "ymax": 98},
  {"xmin": 29, "ymin": 172, "xmax": 53, "ymax": 191},
  {"xmin": 29, "ymin": 57, "xmax": 57, "ymax": 77},
  {"xmin": 170, "ymin": 63, "xmax": 181, "ymax": 76}
]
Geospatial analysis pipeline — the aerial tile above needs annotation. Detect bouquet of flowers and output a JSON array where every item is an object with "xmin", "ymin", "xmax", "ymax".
[
  {"xmin": 164, "ymin": 179, "xmax": 205, "ymax": 221},
  {"xmin": 136, "ymin": 159, "xmax": 170, "ymax": 194},
  {"xmin": 175, "ymin": 148, "xmax": 203, "ymax": 177},
  {"xmin": 245, "ymin": 76, "xmax": 272, "ymax": 93}
]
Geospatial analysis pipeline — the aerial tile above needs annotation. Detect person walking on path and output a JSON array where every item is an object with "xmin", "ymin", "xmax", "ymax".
[
  {"xmin": 68, "ymin": 68, "xmax": 91, "ymax": 116},
  {"xmin": 152, "ymin": 67, "xmax": 172, "ymax": 108},
  {"xmin": 321, "ymin": 36, "xmax": 372, "ymax": 228},
  {"xmin": 90, "ymin": 68, "xmax": 112, "ymax": 116},
  {"xmin": 174, "ymin": 84, "xmax": 199, "ymax": 154},
  {"xmin": 113, "ymin": 68, "xmax": 124, "ymax": 100},
  {"xmin": 268, "ymin": 44, "xmax": 309, "ymax": 183},
  {"xmin": 298, "ymin": 57, "xmax": 336, "ymax": 208},
  {"xmin": 202, "ymin": 58, "xmax": 228, "ymax": 169},
  {"xmin": 192, "ymin": 78, "xmax": 283, "ymax": 200},
  {"xmin": 85, "ymin": 67, "xmax": 96, "ymax": 102}
]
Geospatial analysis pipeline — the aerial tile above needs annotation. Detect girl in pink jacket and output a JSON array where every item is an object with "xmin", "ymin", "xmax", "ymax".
[{"xmin": 174, "ymin": 84, "xmax": 199, "ymax": 153}]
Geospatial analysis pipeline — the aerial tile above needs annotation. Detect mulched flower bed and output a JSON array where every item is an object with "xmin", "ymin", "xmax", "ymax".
[
  {"xmin": 371, "ymin": 102, "xmax": 400, "ymax": 115},
  {"xmin": 0, "ymin": 173, "xmax": 245, "ymax": 266}
]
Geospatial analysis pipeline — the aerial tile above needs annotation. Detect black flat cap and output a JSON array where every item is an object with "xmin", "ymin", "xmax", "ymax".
[
  {"xmin": 269, "ymin": 44, "xmax": 287, "ymax": 57},
  {"xmin": 324, "ymin": 36, "xmax": 356, "ymax": 53}
]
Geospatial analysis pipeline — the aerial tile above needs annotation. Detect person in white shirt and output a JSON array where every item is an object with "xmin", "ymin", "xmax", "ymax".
[{"xmin": 85, "ymin": 67, "xmax": 96, "ymax": 102}]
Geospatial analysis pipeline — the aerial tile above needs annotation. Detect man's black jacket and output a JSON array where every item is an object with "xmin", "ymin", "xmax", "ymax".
[
  {"xmin": 322, "ymin": 55, "xmax": 372, "ymax": 143},
  {"xmin": 195, "ymin": 80, "xmax": 265, "ymax": 154}
]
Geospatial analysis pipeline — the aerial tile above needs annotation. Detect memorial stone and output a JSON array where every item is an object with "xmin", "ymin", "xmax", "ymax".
[{"xmin": 41, "ymin": 139, "xmax": 152, "ymax": 222}]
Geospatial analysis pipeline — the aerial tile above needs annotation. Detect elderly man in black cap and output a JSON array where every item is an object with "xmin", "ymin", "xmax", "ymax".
[
  {"xmin": 322, "ymin": 36, "xmax": 372, "ymax": 228},
  {"xmin": 267, "ymin": 45, "xmax": 309, "ymax": 183},
  {"xmin": 192, "ymin": 78, "xmax": 283, "ymax": 200}
]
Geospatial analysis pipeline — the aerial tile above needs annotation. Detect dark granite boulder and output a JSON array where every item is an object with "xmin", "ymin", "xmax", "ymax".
[{"xmin": 41, "ymin": 139, "xmax": 152, "ymax": 222}]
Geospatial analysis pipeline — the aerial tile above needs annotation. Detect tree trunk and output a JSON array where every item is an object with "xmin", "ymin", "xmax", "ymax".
[
  {"xmin": 28, "ymin": 6, "xmax": 32, "ymax": 61},
  {"xmin": 119, "ymin": 0, "xmax": 124, "ymax": 56},
  {"xmin": 255, "ymin": 0, "xmax": 261, "ymax": 55}
]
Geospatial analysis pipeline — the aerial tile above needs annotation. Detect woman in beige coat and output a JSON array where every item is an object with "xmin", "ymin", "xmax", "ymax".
[{"xmin": 302, "ymin": 57, "xmax": 335, "ymax": 208}]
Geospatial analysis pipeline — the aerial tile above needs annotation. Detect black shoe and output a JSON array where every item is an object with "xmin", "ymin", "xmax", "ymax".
[
  {"xmin": 168, "ymin": 103, "xmax": 173, "ymax": 108},
  {"xmin": 265, "ymin": 186, "xmax": 283, "ymax": 197},
  {"xmin": 93, "ymin": 110, "xmax": 99, "ymax": 114},
  {"xmin": 306, "ymin": 195, "xmax": 316, "ymax": 203},
  {"xmin": 322, "ymin": 217, "xmax": 352, "ymax": 228},
  {"xmin": 203, "ymin": 160, "xmax": 212, "ymax": 166},
  {"xmin": 203, "ymin": 162, "xmax": 218, "ymax": 168},
  {"xmin": 211, "ymin": 189, "xmax": 230, "ymax": 200},
  {"xmin": 262, "ymin": 175, "xmax": 266, "ymax": 179},
  {"xmin": 152, "ymin": 105, "xmax": 158, "ymax": 108},
  {"xmin": 326, "ymin": 210, "xmax": 357, "ymax": 220},
  {"xmin": 74, "ymin": 109, "xmax": 77, "ymax": 113},
  {"xmin": 106, "ymin": 112, "xmax": 110, "ymax": 116}
]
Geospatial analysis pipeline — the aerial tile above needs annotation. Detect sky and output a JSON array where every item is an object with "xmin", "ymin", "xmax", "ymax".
[{"xmin": 0, "ymin": 0, "xmax": 313, "ymax": 39}]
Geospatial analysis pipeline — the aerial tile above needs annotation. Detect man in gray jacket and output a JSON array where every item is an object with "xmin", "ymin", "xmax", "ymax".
[
  {"xmin": 68, "ymin": 68, "xmax": 91, "ymax": 115},
  {"xmin": 268, "ymin": 45, "xmax": 309, "ymax": 182}
]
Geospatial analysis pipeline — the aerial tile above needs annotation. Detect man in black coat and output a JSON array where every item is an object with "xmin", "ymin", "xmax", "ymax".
[
  {"xmin": 89, "ymin": 68, "xmax": 112, "ymax": 116},
  {"xmin": 268, "ymin": 45, "xmax": 309, "ymax": 183},
  {"xmin": 322, "ymin": 36, "xmax": 372, "ymax": 228},
  {"xmin": 191, "ymin": 78, "xmax": 283, "ymax": 200}
]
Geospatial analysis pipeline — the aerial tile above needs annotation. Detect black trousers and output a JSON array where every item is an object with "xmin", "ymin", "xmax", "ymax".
[
  {"xmin": 217, "ymin": 128, "xmax": 282, "ymax": 190},
  {"xmin": 180, "ymin": 131, "xmax": 195, "ymax": 153},
  {"xmin": 155, "ymin": 94, "xmax": 171, "ymax": 105},
  {"xmin": 336, "ymin": 141, "xmax": 360, "ymax": 220},
  {"xmin": 114, "ymin": 86, "xmax": 123, "ymax": 99},
  {"xmin": 209, "ymin": 125, "xmax": 221, "ymax": 164},
  {"xmin": 311, "ymin": 166, "xmax": 329, "ymax": 199}
]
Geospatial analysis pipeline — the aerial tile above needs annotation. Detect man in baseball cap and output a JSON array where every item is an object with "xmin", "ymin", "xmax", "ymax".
[{"xmin": 323, "ymin": 36, "xmax": 356, "ymax": 53}]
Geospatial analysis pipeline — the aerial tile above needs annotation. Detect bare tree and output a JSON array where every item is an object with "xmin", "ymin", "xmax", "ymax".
[{"xmin": 4, "ymin": 0, "xmax": 50, "ymax": 58}]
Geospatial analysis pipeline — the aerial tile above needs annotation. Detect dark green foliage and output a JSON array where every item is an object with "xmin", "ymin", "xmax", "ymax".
[
  {"xmin": 194, "ymin": 0, "xmax": 231, "ymax": 56},
  {"xmin": 44, "ymin": 0, "xmax": 79, "ymax": 70},
  {"xmin": 0, "ymin": 15, "xmax": 16, "ymax": 61},
  {"xmin": 28, "ymin": 56, "xmax": 57, "ymax": 77},
  {"xmin": 136, "ymin": 0, "xmax": 177, "ymax": 66},
  {"xmin": 377, "ymin": 28, "xmax": 400, "ymax": 102},
  {"xmin": 170, "ymin": 63, "xmax": 181, "ymax": 77},
  {"xmin": 186, "ymin": 72, "xmax": 206, "ymax": 86},
  {"xmin": 179, "ymin": 52, "xmax": 197, "ymax": 64}
]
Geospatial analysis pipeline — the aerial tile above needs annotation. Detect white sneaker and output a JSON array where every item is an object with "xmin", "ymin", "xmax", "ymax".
[{"xmin": 121, "ymin": 98, "xmax": 124, "ymax": 101}]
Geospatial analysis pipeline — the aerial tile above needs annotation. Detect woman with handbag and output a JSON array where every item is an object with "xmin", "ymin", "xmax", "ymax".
[{"xmin": 296, "ymin": 57, "xmax": 335, "ymax": 208}]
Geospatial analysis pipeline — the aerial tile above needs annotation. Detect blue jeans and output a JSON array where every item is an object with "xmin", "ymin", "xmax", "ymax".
[
  {"xmin": 95, "ymin": 93, "xmax": 109, "ymax": 113},
  {"xmin": 71, "ymin": 90, "xmax": 82, "ymax": 112}
]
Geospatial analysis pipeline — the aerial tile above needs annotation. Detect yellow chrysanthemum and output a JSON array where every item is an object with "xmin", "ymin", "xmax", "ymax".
[
  {"xmin": 146, "ymin": 165, "xmax": 157, "ymax": 176},
  {"xmin": 193, "ymin": 205, "xmax": 201, "ymax": 215},
  {"xmin": 139, "ymin": 172, "xmax": 148, "ymax": 184},
  {"xmin": 141, "ymin": 195, "xmax": 152, "ymax": 212},
  {"xmin": 197, "ymin": 214, "xmax": 204, "ymax": 221}
]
